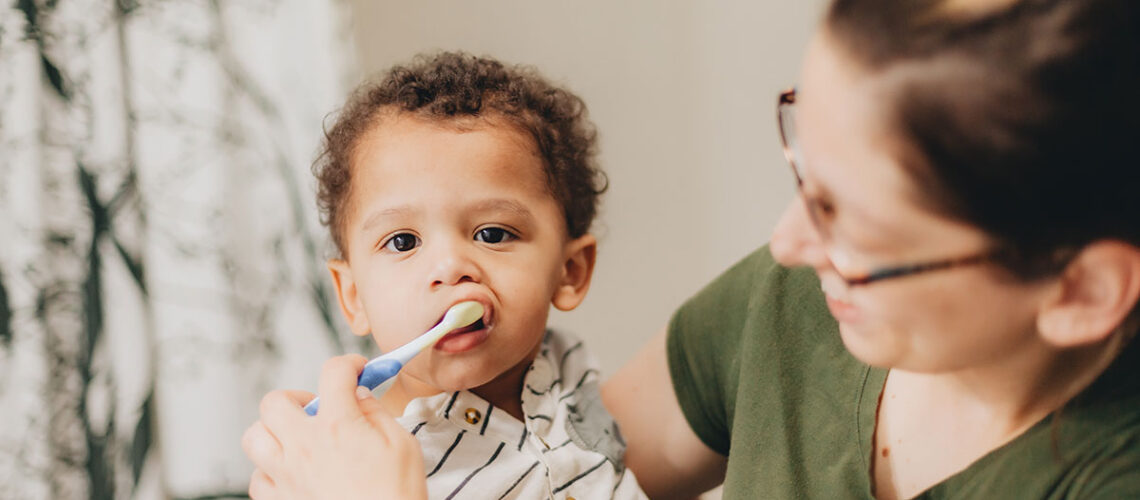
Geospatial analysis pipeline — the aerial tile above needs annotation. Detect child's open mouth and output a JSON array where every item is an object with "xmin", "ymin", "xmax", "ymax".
[{"xmin": 433, "ymin": 313, "xmax": 491, "ymax": 353}]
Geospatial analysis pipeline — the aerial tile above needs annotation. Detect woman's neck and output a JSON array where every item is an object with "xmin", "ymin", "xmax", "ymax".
[
  {"xmin": 873, "ymin": 336, "xmax": 1122, "ymax": 500},
  {"xmin": 916, "ymin": 336, "xmax": 1120, "ymax": 428}
]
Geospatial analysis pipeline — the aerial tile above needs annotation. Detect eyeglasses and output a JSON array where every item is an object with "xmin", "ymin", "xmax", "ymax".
[{"xmin": 777, "ymin": 88, "xmax": 998, "ymax": 286}]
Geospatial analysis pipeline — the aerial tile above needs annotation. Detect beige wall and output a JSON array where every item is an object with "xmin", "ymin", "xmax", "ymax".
[{"xmin": 346, "ymin": 1, "xmax": 827, "ymax": 375}]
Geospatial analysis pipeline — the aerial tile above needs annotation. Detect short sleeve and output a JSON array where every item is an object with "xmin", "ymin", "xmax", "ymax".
[{"xmin": 666, "ymin": 246, "xmax": 781, "ymax": 455}]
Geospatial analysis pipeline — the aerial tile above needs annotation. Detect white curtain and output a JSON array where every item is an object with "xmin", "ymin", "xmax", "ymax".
[{"xmin": 0, "ymin": 1, "xmax": 359, "ymax": 498}]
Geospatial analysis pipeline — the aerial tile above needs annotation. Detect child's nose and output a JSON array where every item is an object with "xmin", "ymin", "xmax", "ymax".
[{"xmin": 428, "ymin": 241, "xmax": 482, "ymax": 288}]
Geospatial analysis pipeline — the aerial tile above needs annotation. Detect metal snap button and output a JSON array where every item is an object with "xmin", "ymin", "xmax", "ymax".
[{"xmin": 464, "ymin": 408, "xmax": 482, "ymax": 425}]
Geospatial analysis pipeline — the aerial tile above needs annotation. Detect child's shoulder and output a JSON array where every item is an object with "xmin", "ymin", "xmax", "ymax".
[{"xmin": 535, "ymin": 328, "xmax": 601, "ymax": 391}]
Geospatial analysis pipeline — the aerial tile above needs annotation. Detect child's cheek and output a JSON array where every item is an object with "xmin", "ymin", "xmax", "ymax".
[
  {"xmin": 369, "ymin": 328, "xmax": 399, "ymax": 354},
  {"xmin": 400, "ymin": 354, "xmax": 441, "ymax": 388}
]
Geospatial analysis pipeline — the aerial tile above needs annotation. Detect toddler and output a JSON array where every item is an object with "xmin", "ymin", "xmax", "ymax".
[{"xmin": 312, "ymin": 52, "xmax": 645, "ymax": 499}]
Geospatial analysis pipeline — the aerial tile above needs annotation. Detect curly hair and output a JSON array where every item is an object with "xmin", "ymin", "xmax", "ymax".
[{"xmin": 314, "ymin": 52, "xmax": 606, "ymax": 257}]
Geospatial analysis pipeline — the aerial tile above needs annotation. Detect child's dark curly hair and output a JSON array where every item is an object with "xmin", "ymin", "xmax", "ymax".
[{"xmin": 314, "ymin": 51, "xmax": 606, "ymax": 256}]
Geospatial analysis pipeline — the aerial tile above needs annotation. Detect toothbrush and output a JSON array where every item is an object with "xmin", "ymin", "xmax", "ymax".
[{"xmin": 304, "ymin": 301, "xmax": 485, "ymax": 416}]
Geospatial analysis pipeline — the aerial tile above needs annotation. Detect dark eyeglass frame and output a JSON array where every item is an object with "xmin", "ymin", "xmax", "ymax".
[{"xmin": 777, "ymin": 88, "xmax": 999, "ymax": 286}]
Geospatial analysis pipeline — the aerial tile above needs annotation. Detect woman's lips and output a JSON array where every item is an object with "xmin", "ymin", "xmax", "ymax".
[{"xmin": 825, "ymin": 294, "xmax": 861, "ymax": 323}]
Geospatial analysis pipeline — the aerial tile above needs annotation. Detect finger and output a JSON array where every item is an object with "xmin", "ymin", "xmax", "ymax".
[
  {"xmin": 356, "ymin": 388, "xmax": 409, "ymax": 443},
  {"xmin": 316, "ymin": 354, "xmax": 368, "ymax": 422},
  {"xmin": 259, "ymin": 389, "xmax": 315, "ymax": 423},
  {"xmin": 258, "ymin": 390, "xmax": 308, "ymax": 443},
  {"xmin": 357, "ymin": 390, "xmax": 426, "ymax": 472},
  {"xmin": 248, "ymin": 468, "xmax": 275, "ymax": 500},
  {"xmin": 241, "ymin": 422, "xmax": 282, "ymax": 476},
  {"xmin": 279, "ymin": 389, "xmax": 317, "ymax": 406}
]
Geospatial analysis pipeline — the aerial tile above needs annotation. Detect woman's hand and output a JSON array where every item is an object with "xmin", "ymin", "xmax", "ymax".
[{"xmin": 242, "ymin": 354, "xmax": 428, "ymax": 500}]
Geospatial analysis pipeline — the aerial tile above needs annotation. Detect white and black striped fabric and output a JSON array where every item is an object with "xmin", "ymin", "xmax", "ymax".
[{"xmin": 394, "ymin": 330, "xmax": 647, "ymax": 499}]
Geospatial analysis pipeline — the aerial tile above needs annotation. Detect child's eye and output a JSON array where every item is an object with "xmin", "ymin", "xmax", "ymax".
[
  {"xmin": 475, "ymin": 227, "xmax": 517, "ymax": 244},
  {"xmin": 382, "ymin": 233, "xmax": 420, "ymax": 252}
]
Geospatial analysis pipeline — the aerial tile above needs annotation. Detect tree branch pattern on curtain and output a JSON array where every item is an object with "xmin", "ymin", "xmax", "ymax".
[{"xmin": 0, "ymin": 1, "xmax": 358, "ymax": 498}]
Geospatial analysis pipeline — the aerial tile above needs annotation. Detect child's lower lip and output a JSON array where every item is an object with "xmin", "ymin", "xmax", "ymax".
[{"xmin": 433, "ymin": 327, "xmax": 490, "ymax": 353}]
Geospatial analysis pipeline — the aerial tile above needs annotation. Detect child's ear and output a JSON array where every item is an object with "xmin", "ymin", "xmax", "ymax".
[
  {"xmin": 327, "ymin": 259, "xmax": 372, "ymax": 337},
  {"xmin": 1037, "ymin": 241, "xmax": 1140, "ymax": 348},
  {"xmin": 552, "ymin": 234, "xmax": 597, "ymax": 311}
]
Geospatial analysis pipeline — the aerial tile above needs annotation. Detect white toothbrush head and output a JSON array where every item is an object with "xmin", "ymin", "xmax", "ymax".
[
  {"xmin": 440, "ymin": 301, "xmax": 484, "ymax": 331},
  {"xmin": 388, "ymin": 301, "xmax": 485, "ymax": 363}
]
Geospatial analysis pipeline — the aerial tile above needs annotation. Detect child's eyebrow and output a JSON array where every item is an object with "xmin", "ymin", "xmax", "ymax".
[
  {"xmin": 467, "ymin": 199, "xmax": 535, "ymax": 223},
  {"xmin": 359, "ymin": 205, "xmax": 417, "ymax": 232}
]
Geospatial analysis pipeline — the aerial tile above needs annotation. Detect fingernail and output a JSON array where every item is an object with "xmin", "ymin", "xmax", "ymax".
[{"xmin": 355, "ymin": 386, "xmax": 373, "ymax": 400}]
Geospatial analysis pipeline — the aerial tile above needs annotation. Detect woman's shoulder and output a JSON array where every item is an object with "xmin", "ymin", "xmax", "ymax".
[
  {"xmin": 951, "ymin": 417, "xmax": 1140, "ymax": 499},
  {"xmin": 938, "ymin": 362, "xmax": 1140, "ymax": 499},
  {"xmin": 1057, "ymin": 352, "xmax": 1140, "ymax": 498},
  {"xmin": 1069, "ymin": 428, "xmax": 1140, "ymax": 499},
  {"xmin": 669, "ymin": 245, "xmax": 835, "ymax": 354},
  {"xmin": 674, "ymin": 245, "xmax": 820, "ymax": 315}
]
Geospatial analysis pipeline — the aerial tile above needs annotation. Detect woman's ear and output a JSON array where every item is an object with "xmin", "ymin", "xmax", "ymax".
[
  {"xmin": 1037, "ymin": 241, "xmax": 1140, "ymax": 348},
  {"xmin": 552, "ymin": 234, "xmax": 598, "ymax": 312},
  {"xmin": 327, "ymin": 259, "xmax": 372, "ymax": 337}
]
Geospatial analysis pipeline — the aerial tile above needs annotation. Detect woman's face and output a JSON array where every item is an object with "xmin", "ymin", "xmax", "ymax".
[{"xmin": 769, "ymin": 31, "xmax": 1054, "ymax": 373}]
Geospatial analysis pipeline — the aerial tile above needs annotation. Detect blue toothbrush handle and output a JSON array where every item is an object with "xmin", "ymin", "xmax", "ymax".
[
  {"xmin": 303, "ymin": 358, "xmax": 404, "ymax": 416},
  {"xmin": 357, "ymin": 358, "xmax": 405, "ymax": 390}
]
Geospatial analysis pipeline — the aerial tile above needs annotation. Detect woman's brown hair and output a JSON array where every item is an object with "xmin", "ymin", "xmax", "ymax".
[{"xmin": 826, "ymin": 0, "xmax": 1140, "ymax": 320}]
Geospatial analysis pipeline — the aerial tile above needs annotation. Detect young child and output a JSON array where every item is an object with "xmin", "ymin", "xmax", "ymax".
[{"xmin": 312, "ymin": 52, "xmax": 645, "ymax": 499}]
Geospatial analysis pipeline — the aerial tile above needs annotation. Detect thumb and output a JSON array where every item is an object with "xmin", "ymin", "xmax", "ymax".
[
  {"xmin": 355, "ymin": 387, "xmax": 394, "ymax": 425},
  {"xmin": 354, "ymin": 387, "xmax": 413, "ymax": 440},
  {"xmin": 355, "ymin": 385, "xmax": 376, "ymax": 401}
]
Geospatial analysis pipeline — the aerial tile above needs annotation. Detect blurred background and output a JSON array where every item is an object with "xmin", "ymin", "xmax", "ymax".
[{"xmin": 0, "ymin": 0, "xmax": 824, "ymax": 498}]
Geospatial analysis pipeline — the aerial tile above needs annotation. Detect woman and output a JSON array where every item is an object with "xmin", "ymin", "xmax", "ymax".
[
  {"xmin": 244, "ymin": 0, "xmax": 1140, "ymax": 498},
  {"xmin": 608, "ymin": 0, "xmax": 1140, "ymax": 498}
]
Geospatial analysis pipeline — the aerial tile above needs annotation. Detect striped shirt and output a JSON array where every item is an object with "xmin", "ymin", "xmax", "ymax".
[{"xmin": 394, "ymin": 330, "xmax": 647, "ymax": 499}]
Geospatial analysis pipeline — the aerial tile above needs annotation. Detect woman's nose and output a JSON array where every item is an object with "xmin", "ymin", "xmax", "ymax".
[
  {"xmin": 769, "ymin": 198, "xmax": 829, "ymax": 270},
  {"xmin": 428, "ymin": 240, "xmax": 482, "ymax": 288}
]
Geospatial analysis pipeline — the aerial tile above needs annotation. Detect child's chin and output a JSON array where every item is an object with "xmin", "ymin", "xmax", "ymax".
[{"xmin": 422, "ymin": 366, "xmax": 495, "ymax": 392}]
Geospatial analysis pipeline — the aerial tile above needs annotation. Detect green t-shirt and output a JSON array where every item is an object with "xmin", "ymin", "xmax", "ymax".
[{"xmin": 667, "ymin": 246, "xmax": 1140, "ymax": 499}]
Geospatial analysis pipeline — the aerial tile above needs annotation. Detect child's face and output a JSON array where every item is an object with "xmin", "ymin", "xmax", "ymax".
[{"xmin": 328, "ymin": 114, "xmax": 596, "ymax": 397}]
